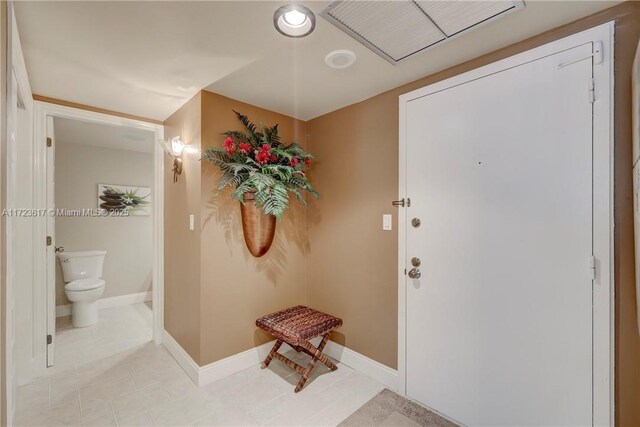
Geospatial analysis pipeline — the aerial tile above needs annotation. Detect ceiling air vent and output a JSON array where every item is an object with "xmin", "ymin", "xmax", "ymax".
[{"xmin": 321, "ymin": 1, "xmax": 525, "ymax": 64}]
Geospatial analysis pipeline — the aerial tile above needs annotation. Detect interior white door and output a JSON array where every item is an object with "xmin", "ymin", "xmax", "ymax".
[
  {"xmin": 405, "ymin": 43, "xmax": 594, "ymax": 426},
  {"xmin": 46, "ymin": 116, "xmax": 56, "ymax": 367}
]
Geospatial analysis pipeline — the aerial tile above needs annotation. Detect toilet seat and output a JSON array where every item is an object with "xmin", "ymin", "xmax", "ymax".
[{"xmin": 65, "ymin": 278, "xmax": 105, "ymax": 292}]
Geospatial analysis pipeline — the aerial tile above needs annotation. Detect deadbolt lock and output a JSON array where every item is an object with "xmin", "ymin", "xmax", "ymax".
[
  {"xmin": 411, "ymin": 218, "xmax": 421, "ymax": 228},
  {"xmin": 411, "ymin": 257, "xmax": 421, "ymax": 267}
]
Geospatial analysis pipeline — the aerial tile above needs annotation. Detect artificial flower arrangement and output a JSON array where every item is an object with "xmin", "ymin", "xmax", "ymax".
[{"xmin": 202, "ymin": 111, "xmax": 318, "ymax": 219}]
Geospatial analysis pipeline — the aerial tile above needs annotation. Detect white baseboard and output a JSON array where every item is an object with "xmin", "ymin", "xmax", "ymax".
[
  {"xmin": 98, "ymin": 291, "xmax": 152, "ymax": 310},
  {"xmin": 162, "ymin": 330, "xmax": 295, "ymax": 386},
  {"xmin": 56, "ymin": 305, "xmax": 71, "ymax": 317},
  {"xmin": 162, "ymin": 330, "xmax": 398, "ymax": 390},
  {"xmin": 323, "ymin": 340, "xmax": 398, "ymax": 390},
  {"xmin": 162, "ymin": 330, "xmax": 200, "ymax": 385},
  {"xmin": 56, "ymin": 291, "xmax": 152, "ymax": 317},
  {"xmin": 198, "ymin": 340, "xmax": 289, "ymax": 386}
]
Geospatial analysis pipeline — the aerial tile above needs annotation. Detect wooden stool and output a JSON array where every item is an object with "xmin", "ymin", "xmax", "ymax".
[{"xmin": 256, "ymin": 305, "xmax": 343, "ymax": 392}]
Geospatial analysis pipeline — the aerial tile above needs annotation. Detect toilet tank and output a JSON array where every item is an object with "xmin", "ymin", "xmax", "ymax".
[{"xmin": 57, "ymin": 250, "xmax": 106, "ymax": 282}]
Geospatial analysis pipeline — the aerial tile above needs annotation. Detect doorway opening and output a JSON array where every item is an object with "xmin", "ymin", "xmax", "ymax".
[
  {"xmin": 50, "ymin": 117, "xmax": 156, "ymax": 368},
  {"xmin": 9, "ymin": 102, "xmax": 164, "ymax": 425},
  {"xmin": 24, "ymin": 102, "xmax": 165, "ymax": 383}
]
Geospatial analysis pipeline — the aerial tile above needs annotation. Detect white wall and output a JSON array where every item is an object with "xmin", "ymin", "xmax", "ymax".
[{"xmin": 54, "ymin": 139, "xmax": 153, "ymax": 306}]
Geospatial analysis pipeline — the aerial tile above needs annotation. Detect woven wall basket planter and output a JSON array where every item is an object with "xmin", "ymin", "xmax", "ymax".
[{"xmin": 241, "ymin": 192, "xmax": 276, "ymax": 257}]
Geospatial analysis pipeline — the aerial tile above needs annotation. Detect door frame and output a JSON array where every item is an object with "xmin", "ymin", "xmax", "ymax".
[
  {"xmin": 5, "ymin": 0, "xmax": 34, "ymax": 421},
  {"xmin": 397, "ymin": 22, "xmax": 614, "ymax": 426},
  {"xmin": 31, "ymin": 101, "xmax": 165, "ymax": 378}
]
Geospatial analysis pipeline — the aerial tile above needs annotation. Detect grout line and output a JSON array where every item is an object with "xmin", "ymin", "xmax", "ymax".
[
  {"xmin": 128, "ymin": 371, "xmax": 137, "ymax": 390},
  {"xmin": 77, "ymin": 390, "xmax": 86, "ymax": 421},
  {"xmin": 110, "ymin": 400, "xmax": 119, "ymax": 426},
  {"xmin": 258, "ymin": 403, "xmax": 283, "ymax": 426},
  {"xmin": 145, "ymin": 410, "xmax": 155, "ymax": 426},
  {"xmin": 189, "ymin": 413, "xmax": 213, "ymax": 426},
  {"xmin": 48, "ymin": 376, "xmax": 52, "ymax": 409}
]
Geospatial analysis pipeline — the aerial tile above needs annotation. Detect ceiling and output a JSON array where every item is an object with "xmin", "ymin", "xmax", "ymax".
[
  {"xmin": 54, "ymin": 117, "xmax": 155, "ymax": 153},
  {"xmin": 16, "ymin": 1, "xmax": 621, "ymax": 122}
]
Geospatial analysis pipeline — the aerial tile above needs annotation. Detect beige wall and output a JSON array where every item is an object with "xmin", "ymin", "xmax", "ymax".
[
  {"xmin": 306, "ymin": 2, "xmax": 640, "ymax": 425},
  {"xmin": 306, "ymin": 98, "xmax": 399, "ymax": 369},
  {"xmin": 198, "ymin": 91, "xmax": 308, "ymax": 365},
  {"xmin": 164, "ymin": 91, "xmax": 308, "ymax": 365},
  {"xmin": 163, "ymin": 93, "xmax": 203, "ymax": 363},
  {"xmin": 54, "ymin": 141, "xmax": 153, "ymax": 305}
]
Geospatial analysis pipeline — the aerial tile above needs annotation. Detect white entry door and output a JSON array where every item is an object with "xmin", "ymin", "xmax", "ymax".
[{"xmin": 404, "ymin": 43, "xmax": 596, "ymax": 426}]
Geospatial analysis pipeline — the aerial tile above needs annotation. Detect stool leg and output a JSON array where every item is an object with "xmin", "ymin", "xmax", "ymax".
[
  {"xmin": 262, "ymin": 339, "xmax": 283, "ymax": 369},
  {"xmin": 298, "ymin": 340, "xmax": 338, "ymax": 371},
  {"xmin": 295, "ymin": 333, "xmax": 332, "ymax": 392}
]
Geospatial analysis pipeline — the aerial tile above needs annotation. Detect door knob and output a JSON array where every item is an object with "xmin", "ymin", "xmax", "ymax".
[{"xmin": 408, "ymin": 268, "xmax": 421, "ymax": 279}]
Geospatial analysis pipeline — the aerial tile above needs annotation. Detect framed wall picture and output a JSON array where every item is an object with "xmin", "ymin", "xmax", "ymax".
[{"xmin": 98, "ymin": 184, "xmax": 151, "ymax": 216}]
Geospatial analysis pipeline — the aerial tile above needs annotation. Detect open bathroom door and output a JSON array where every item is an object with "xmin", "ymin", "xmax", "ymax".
[{"xmin": 46, "ymin": 116, "xmax": 56, "ymax": 367}]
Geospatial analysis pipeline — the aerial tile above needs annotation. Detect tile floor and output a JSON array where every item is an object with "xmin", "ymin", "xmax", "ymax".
[
  {"xmin": 53, "ymin": 303, "xmax": 153, "ymax": 373},
  {"xmin": 15, "ymin": 303, "xmax": 384, "ymax": 426}
]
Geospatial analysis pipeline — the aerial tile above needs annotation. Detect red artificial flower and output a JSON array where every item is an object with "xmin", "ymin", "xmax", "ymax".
[
  {"xmin": 223, "ymin": 137, "xmax": 235, "ymax": 155},
  {"xmin": 304, "ymin": 157, "xmax": 311, "ymax": 166},
  {"xmin": 270, "ymin": 155, "xmax": 277, "ymax": 162},
  {"xmin": 238, "ymin": 142, "xmax": 251, "ymax": 154},
  {"xmin": 290, "ymin": 157, "xmax": 299, "ymax": 167},
  {"xmin": 256, "ymin": 144, "xmax": 271, "ymax": 165}
]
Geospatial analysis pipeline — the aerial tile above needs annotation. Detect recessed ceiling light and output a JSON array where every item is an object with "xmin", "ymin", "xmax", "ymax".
[
  {"xmin": 284, "ymin": 10, "xmax": 307, "ymax": 27},
  {"xmin": 325, "ymin": 49, "xmax": 357, "ymax": 69},
  {"xmin": 274, "ymin": 5, "xmax": 315, "ymax": 38}
]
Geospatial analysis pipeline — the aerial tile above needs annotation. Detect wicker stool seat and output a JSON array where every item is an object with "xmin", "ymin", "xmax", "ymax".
[{"xmin": 256, "ymin": 305, "xmax": 343, "ymax": 392}]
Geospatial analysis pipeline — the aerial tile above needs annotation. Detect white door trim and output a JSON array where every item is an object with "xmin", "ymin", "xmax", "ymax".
[
  {"xmin": 32, "ymin": 101, "xmax": 165, "ymax": 378},
  {"xmin": 6, "ymin": 1, "xmax": 35, "ymax": 421},
  {"xmin": 398, "ymin": 22, "xmax": 614, "ymax": 426}
]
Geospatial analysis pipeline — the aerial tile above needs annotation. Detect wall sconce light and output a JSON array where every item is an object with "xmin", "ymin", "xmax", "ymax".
[
  {"xmin": 160, "ymin": 136, "xmax": 186, "ymax": 183},
  {"xmin": 171, "ymin": 136, "xmax": 185, "ymax": 157},
  {"xmin": 170, "ymin": 136, "xmax": 184, "ymax": 183},
  {"xmin": 161, "ymin": 136, "xmax": 199, "ymax": 183}
]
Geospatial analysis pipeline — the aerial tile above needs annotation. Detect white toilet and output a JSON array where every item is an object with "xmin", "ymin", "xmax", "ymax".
[{"xmin": 58, "ymin": 250, "xmax": 107, "ymax": 327}]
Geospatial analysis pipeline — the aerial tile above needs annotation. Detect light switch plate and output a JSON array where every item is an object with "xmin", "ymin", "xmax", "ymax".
[
  {"xmin": 189, "ymin": 214, "xmax": 195, "ymax": 231},
  {"xmin": 383, "ymin": 214, "xmax": 392, "ymax": 231}
]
